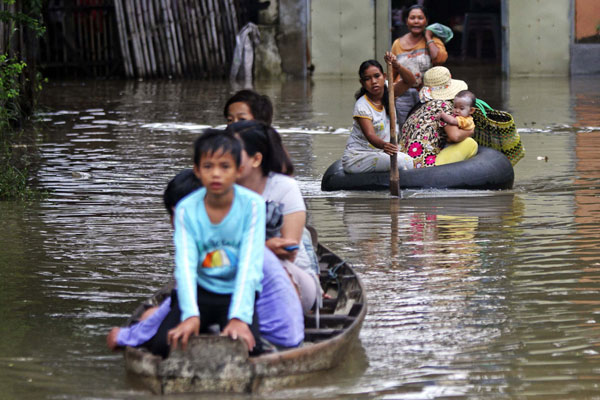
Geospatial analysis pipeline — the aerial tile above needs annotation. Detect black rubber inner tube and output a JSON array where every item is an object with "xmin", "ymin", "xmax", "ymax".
[{"xmin": 321, "ymin": 146, "xmax": 514, "ymax": 191}]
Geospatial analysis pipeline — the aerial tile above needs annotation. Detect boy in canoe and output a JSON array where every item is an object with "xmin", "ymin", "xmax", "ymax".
[
  {"xmin": 151, "ymin": 129, "xmax": 266, "ymax": 356},
  {"xmin": 107, "ymin": 167, "xmax": 304, "ymax": 354}
]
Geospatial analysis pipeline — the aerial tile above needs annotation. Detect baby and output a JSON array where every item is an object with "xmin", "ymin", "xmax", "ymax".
[{"xmin": 438, "ymin": 90, "xmax": 476, "ymax": 142}]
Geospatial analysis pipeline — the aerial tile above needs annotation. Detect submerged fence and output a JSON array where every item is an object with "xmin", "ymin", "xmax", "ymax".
[
  {"xmin": 39, "ymin": 0, "xmax": 242, "ymax": 79},
  {"xmin": 114, "ymin": 0, "xmax": 240, "ymax": 78},
  {"xmin": 41, "ymin": 1, "xmax": 120, "ymax": 77}
]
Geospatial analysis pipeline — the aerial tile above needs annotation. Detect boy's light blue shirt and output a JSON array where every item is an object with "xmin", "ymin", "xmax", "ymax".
[{"xmin": 173, "ymin": 184, "xmax": 265, "ymax": 324}]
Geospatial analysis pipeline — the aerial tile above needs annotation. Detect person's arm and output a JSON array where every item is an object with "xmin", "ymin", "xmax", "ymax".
[
  {"xmin": 356, "ymin": 117, "xmax": 398, "ymax": 156},
  {"xmin": 424, "ymin": 31, "xmax": 448, "ymax": 65},
  {"xmin": 384, "ymin": 51, "xmax": 416, "ymax": 95},
  {"xmin": 167, "ymin": 203, "xmax": 202, "ymax": 351},
  {"xmin": 173, "ymin": 205, "xmax": 200, "ymax": 322},
  {"xmin": 439, "ymin": 111, "xmax": 458, "ymax": 126},
  {"xmin": 265, "ymin": 175, "xmax": 307, "ymax": 260},
  {"xmin": 266, "ymin": 211, "xmax": 306, "ymax": 260},
  {"xmin": 228, "ymin": 196, "xmax": 265, "ymax": 325},
  {"xmin": 443, "ymin": 124, "xmax": 474, "ymax": 143}
]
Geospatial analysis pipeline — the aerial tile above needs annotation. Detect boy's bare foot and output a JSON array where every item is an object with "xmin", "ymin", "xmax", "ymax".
[{"xmin": 106, "ymin": 327, "xmax": 121, "ymax": 351}]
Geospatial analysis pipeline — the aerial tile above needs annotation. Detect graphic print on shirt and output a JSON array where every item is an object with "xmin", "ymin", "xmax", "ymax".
[{"xmin": 201, "ymin": 248, "xmax": 237, "ymax": 269}]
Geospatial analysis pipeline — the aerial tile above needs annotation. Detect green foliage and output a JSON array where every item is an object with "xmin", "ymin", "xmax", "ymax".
[
  {"xmin": 0, "ymin": 0, "xmax": 46, "ymax": 200},
  {"xmin": 0, "ymin": 54, "xmax": 26, "ymax": 130},
  {"xmin": 0, "ymin": 129, "xmax": 45, "ymax": 201}
]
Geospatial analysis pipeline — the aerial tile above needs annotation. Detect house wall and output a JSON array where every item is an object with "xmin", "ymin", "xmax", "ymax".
[
  {"xmin": 310, "ymin": 0, "xmax": 389, "ymax": 77},
  {"xmin": 507, "ymin": 0, "xmax": 571, "ymax": 76}
]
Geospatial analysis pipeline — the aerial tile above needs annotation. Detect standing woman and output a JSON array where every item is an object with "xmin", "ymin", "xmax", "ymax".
[{"xmin": 391, "ymin": 4, "xmax": 448, "ymax": 125}]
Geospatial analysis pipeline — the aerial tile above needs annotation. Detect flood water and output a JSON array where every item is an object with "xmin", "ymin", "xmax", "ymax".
[{"xmin": 2, "ymin": 67, "xmax": 600, "ymax": 399}]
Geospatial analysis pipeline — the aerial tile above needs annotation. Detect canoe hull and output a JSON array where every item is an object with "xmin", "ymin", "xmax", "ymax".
[
  {"xmin": 124, "ymin": 243, "xmax": 367, "ymax": 394},
  {"xmin": 321, "ymin": 146, "xmax": 514, "ymax": 191}
]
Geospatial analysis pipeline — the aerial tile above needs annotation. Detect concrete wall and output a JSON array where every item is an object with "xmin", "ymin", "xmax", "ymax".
[
  {"xmin": 310, "ymin": 0, "xmax": 389, "ymax": 77},
  {"xmin": 507, "ymin": 0, "xmax": 571, "ymax": 76},
  {"xmin": 375, "ymin": 0, "xmax": 391, "ymax": 67}
]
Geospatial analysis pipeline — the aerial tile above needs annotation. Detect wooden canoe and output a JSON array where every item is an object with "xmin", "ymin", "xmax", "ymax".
[{"xmin": 123, "ymin": 241, "xmax": 367, "ymax": 394}]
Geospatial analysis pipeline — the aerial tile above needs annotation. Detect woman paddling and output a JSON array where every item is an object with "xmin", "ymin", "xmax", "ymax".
[{"xmin": 342, "ymin": 59, "xmax": 414, "ymax": 174}]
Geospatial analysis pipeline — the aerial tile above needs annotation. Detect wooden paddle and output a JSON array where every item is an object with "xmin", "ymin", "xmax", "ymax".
[{"xmin": 387, "ymin": 60, "xmax": 400, "ymax": 197}]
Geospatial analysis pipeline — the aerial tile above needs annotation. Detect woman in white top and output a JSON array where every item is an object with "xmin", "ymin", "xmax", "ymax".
[
  {"xmin": 229, "ymin": 120, "xmax": 319, "ymax": 312},
  {"xmin": 342, "ymin": 58, "xmax": 415, "ymax": 173}
]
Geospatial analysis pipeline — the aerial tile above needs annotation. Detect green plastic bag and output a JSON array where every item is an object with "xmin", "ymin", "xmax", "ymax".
[{"xmin": 426, "ymin": 23, "xmax": 454, "ymax": 44}]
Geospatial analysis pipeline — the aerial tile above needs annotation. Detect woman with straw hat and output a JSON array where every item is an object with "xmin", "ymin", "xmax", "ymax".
[{"xmin": 400, "ymin": 66, "xmax": 478, "ymax": 168}]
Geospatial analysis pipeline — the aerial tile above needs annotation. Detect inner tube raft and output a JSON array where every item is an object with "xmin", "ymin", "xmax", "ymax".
[{"xmin": 321, "ymin": 146, "xmax": 514, "ymax": 191}]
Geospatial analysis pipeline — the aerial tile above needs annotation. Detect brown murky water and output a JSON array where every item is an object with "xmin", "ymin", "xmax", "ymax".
[{"xmin": 2, "ymin": 69, "xmax": 600, "ymax": 399}]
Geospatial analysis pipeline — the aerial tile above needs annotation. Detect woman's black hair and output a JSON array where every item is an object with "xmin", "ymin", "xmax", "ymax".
[
  {"xmin": 193, "ymin": 128, "xmax": 242, "ymax": 167},
  {"xmin": 356, "ymin": 59, "xmax": 390, "ymax": 116},
  {"xmin": 223, "ymin": 90, "xmax": 274, "ymax": 125},
  {"xmin": 226, "ymin": 120, "xmax": 294, "ymax": 176},
  {"xmin": 403, "ymin": 4, "xmax": 429, "ymax": 23}
]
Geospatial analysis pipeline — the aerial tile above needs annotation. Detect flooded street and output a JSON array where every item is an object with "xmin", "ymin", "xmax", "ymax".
[{"xmin": 2, "ymin": 69, "xmax": 600, "ymax": 399}]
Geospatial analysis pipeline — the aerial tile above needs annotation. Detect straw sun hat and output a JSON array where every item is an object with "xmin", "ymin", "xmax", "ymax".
[{"xmin": 418, "ymin": 66, "xmax": 468, "ymax": 102}]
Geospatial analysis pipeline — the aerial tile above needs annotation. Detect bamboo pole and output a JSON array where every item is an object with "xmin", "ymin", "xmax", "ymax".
[
  {"xmin": 113, "ymin": 0, "xmax": 134, "ymax": 77},
  {"xmin": 227, "ymin": 0, "xmax": 239, "ymax": 35},
  {"xmin": 209, "ymin": 0, "xmax": 227, "ymax": 68},
  {"xmin": 189, "ymin": 2, "xmax": 207, "ymax": 77},
  {"xmin": 134, "ymin": 0, "xmax": 151, "ymax": 76},
  {"xmin": 219, "ymin": 0, "xmax": 232, "ymax": 60},
  {"xmin": 143, "ymin": 0, "xmax": 158, "ymax": 76},
  {"xmin": 124, "ymin": 0, "xmax": 145, "ymax": 77},
  {"xmin": 137, "ymin": 0, "xmax": 150, "ymax": 76},
  {"xmin": 171, "ymin": 0, "xmax": 188, "ymax": 76},
  {"xmin": 164, "ymin": 0, "xmax": 183, "ymax": 76},
  {"xmin": 107, "ymin": 5, "xmax": 117, "ymax": 74},
  {"xmin": 179, "ymin": 0, "xmax": 198, "ymax": 76},
  {"xmin": 189, "ymin": 0, "xmax": 205, "ymax": 77},
  {"xmin": 147, "ymin": 0, "xmax": 165, "ymax": 76},
  {"xmin": 160, "ymin": 0, "xmax": 178, "ymax": 76},
  {"xmin": 387, "ymin": 61, "xmax": 400, "ymax": 197},
  {"xmin": 152, "ymin": 0, "xmax": 170, "ymax": 76},
  {"xmin": 223, "ymin": 0, "xmax": 237, "ymax": 62},
  {"xmin": 195, "ymin": 0, "xmax": 213, "ymax": 77},
  {"xmin": 198, "ymin": 0, "xmax": 216, "ymax": 76},
  {"xmin": 206, "ymin": 0, "xmax": 223, "ymax": 72}
]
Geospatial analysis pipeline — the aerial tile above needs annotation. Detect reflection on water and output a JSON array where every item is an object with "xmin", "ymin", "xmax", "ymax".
[{"xmin": 1, "ymin": 74, "xmax": 600, "ymax": 399}]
